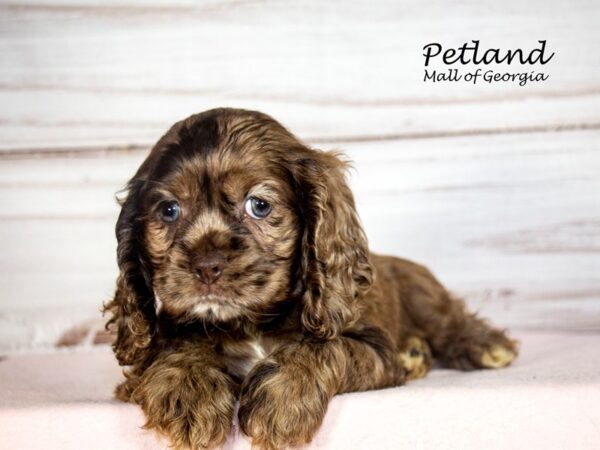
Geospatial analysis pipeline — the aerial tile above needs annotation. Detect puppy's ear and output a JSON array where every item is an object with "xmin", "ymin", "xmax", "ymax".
[
  {"xmin": 295, "ymin": 151, "xmax": 374, "ymax": 339},
  {"xmin": 104, "ymin": 180, "xmax": 156, "ymax": 366}
]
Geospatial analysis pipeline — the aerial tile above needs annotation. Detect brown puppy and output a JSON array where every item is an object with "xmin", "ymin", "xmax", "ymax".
[{"xmin": 104, "ymin": 108, "xmax": 517, "ymax": 450}]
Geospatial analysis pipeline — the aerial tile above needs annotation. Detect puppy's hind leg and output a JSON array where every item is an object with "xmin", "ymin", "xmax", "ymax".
[
  {"xmin": 402, "ymin": 267, "xmax": 518, "ymax": 371},
  {"xmin": 429, "ymin": 294, "xmax": 518, "ymax": 370}
]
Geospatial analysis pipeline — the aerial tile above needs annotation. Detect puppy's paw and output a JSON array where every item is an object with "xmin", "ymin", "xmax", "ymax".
[
  {"xmin": 444, "ymin": 329, "xmax": 519, "ymax": 371},
  {"xmin": 480, "ymin": 344, "xmax": 517, "ymax": 369},
  {"xmin": 238, "ymin": 360, "xmax": 330, "ymax": 450},
  {"xmin": 114, "ymin": 372, "xmax": 142, "ymax": 402},
  {"xmin": 133, "ymin": 357, "xmax": 236, "ymax": 450},
  {"xmin": 397, "ymin": 336, "xmax": 432, "ymax": 380}
]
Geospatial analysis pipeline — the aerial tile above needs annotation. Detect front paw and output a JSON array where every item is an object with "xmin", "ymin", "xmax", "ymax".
[
  {"xmin": 238, "ymin": 360, "xmax": 331, "ymax": 450},
  {"xmin": 132, "ymin": 356, "xmax": 236, "ymax": 449}
]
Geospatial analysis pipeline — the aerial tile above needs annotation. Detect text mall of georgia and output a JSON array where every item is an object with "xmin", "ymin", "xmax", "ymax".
[{"xmin": 423, "ymin": 40, "xmax": 554, "ymax": 86}]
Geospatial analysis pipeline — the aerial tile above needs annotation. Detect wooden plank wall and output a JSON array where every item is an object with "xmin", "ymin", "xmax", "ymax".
[{"xmin": 0, "ymin": 0, "xmax": 599, "ymax": 350}]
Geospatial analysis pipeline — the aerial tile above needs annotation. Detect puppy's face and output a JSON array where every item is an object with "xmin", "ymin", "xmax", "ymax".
[
  {"xmin": 108, "ymin": 109, "xmax": 373, "ymax": 366},
  {"xmin": 139, "ymin": 111, "xmax": 302, "ymax": 323}
]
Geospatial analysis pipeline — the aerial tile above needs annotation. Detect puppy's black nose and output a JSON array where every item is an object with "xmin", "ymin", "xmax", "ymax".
[{"xmin": 192, "ymin": 253, "xmax": 225, "ymax": 285}]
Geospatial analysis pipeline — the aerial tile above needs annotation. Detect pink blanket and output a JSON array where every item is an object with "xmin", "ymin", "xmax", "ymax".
[{"xmin": 2, "ymin": 332, "xmax": 599, "ymax": 449}]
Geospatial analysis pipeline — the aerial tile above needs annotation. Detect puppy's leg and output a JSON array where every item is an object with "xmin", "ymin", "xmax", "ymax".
[
  {"xmin": 408, "ymin": 285, "xmax": 518, "ymax": 370},
  {"xmin": 431, "ymin": 300, "xmax": 519, "ymax": 371},
  {"xmin": 129, "ymin": 342, "xmax": 237, "ymax": 450},
  {"xmin": 238, "ymin": 327, "xmax": 404, "ymax": 450}
]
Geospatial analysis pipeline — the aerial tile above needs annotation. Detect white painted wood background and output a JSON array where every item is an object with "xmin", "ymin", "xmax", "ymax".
[{"xmin": 0, "ymin": 0, "xmax": 599, "ymax": 351}]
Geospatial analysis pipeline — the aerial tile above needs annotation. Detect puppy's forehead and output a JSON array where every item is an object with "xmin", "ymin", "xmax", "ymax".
[
  {"xmin": 155, "ymin": 112, "xmax": 295, "ymax": 199},
  {"xmin": 178, "ymin": 109, "xmax": 297, "ymax": 162}
]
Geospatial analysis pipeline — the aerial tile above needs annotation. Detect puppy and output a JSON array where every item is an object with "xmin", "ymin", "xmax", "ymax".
[{"xmin": 104, "ymin": 108, "xmax": 517, "ymax": 450}]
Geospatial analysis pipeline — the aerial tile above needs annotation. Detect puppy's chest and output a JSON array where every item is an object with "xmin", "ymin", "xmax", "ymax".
[{"xmin": 219, "ymin": 336, "xmax": 275, "ymax": 380}]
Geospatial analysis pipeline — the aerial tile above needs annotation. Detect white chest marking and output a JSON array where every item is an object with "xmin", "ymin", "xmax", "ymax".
[
  {"xmin": 222, "ymin": 338, "xmax": 269, "ymax": 379},
  {"xmin": 249, "ymin": 339, "xmax": 267, "ymax": 360}
]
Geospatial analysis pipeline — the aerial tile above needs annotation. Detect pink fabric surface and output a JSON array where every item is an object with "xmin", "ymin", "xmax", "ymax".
[{"xmin": 1, "ymin": 332, "xmax": 599, "ymax": 449}]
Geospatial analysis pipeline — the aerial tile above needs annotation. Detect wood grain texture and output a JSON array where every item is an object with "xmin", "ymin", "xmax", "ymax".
[
  {"xmin": 0, "ymin": 0, "xmax": 599, "ymax": 150},
  {"xmin": 0, "ymin": 0, "xmax": 598, "ymax": 350}
]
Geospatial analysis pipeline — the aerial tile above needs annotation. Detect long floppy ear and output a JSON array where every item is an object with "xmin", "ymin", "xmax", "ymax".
[
  {"xmin": 103, "ymin": 180, "xmax": 157, "ymax": 366},
  {"xmin": 296, "ymin": 151, "xmax": 374, "ymax": 339}
]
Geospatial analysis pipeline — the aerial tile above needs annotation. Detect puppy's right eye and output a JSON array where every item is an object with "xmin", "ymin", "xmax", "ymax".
[{"xmin": 159, "ymin": 200, "xmax": 181, "ymax": 223}]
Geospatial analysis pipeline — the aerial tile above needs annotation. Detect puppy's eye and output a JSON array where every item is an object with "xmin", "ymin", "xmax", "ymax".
[
  {"xmin": 245, "ymin": 197, "xmax": 272, "ymax": 219},
  {"xmin": 159, "ymin": 200, "xmax": 181, "ymax": 223}
]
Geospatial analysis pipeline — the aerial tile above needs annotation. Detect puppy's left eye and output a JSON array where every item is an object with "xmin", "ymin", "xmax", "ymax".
[
  {"xmin": 245, "ymin": 197, "xmax": 272, "ymax": 219},
  {"xmin": 159, "ymin": 200, "xmax": 181, "ymax": 223}
]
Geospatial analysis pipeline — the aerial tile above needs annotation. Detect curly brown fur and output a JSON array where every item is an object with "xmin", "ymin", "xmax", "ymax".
[
  {"xmin": 131, "ymin": 341, "xmax": 237, "ymax": 449},
  {"xmin": 104, "ymin": 108, "xmax": 518, "ymax": 449}
]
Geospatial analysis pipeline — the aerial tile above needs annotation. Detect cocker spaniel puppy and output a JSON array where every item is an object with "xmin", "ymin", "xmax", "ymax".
[{"xmin": 104, "ymin": 108, "xmax": 517, "ymax": 450}]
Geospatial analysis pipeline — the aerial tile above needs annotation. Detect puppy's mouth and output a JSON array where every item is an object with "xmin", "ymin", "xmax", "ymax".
[
  {"xmin": 193, "ymin": 282, "xmax": 236, "ymax": 301},
  {"xmin": 195, "ymin": 292, "xmax": 233, "ymax": 304},
  {"xmin": 190, "ymin": 284, "xmax": 243, "ymax": 319}
]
